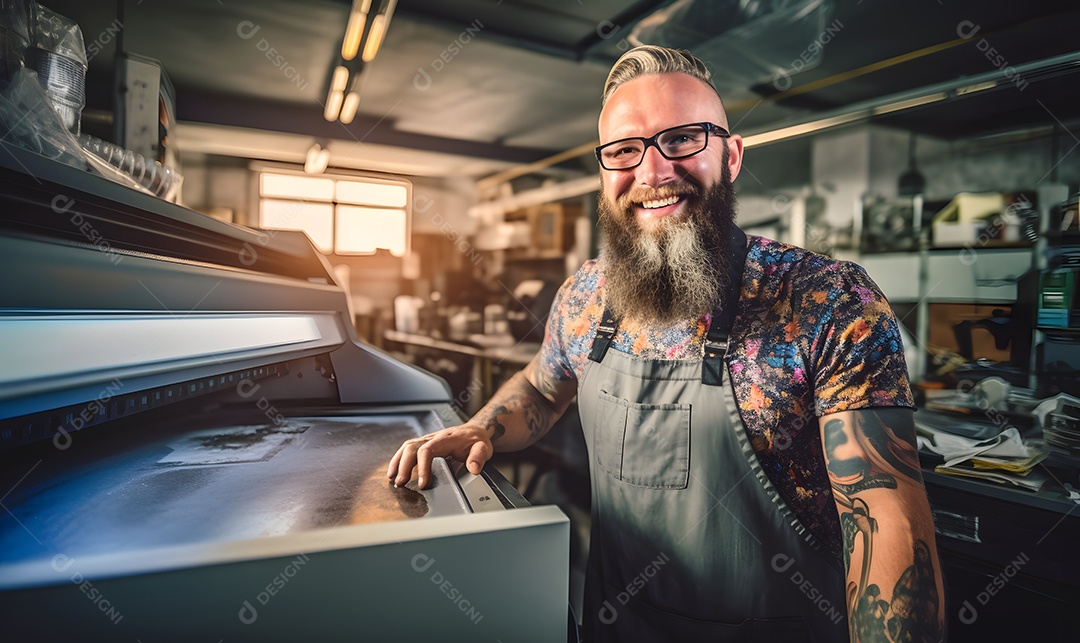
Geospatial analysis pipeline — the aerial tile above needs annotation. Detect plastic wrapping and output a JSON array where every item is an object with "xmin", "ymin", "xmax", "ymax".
[
  {"xmin": 25, "ymin": 3, "xmax": 85, "ymax": 134},
  {"xmin": 0, "ymin": 66, "xmax": 86, "ymax": 166},
  {"xmin": 0, "ymin": 8, "xmax": 182, "ymax": 201},
  {"xmin": 0, "ymin": 67, "xmax": 157, "ymax": 196},
  {"xmin": 79, "ymin": 132, "xmax": 183, "ymax": 201},
  {"xmin": 30, "ymin": 3, "xmax": 85, "ymax": 67},
  {"xmin": 628, "ymin": 0, "xmax": 837, "ymax": 94},
  {"xmin": 0, "ymin": 0, "xmax": 36, "ymax": 80}
]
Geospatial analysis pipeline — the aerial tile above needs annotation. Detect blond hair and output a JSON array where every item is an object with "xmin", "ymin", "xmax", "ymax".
[{"xmin": 602, "ymin": 45, "xmax": 720, "ymax": 106}]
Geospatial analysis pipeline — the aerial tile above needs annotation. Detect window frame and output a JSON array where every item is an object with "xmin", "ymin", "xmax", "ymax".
[{"xmin": 255, "ymin": 167, "xmax": 412, "ymax": 257}]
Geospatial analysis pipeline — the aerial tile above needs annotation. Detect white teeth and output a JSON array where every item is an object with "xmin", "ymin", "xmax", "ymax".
[{"xmin": 641, "ymin": 195, "xmax": 679, "ymax": 209}]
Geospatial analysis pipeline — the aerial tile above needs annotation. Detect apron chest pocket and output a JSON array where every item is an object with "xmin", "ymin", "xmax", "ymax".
[{"xmin": 594, "ymin": 391, "xmax": 690, "ymax": 489}]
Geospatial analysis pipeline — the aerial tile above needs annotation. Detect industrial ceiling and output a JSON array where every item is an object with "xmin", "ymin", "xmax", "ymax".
[{"xmin": 35, "ymin": 0, "xmax": 1080, "ymax": 179}]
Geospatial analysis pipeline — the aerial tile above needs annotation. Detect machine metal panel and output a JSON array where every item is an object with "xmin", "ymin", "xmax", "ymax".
[{"xmin": 0, "ymin": 145, "xmax": 570, "ymax": 642}]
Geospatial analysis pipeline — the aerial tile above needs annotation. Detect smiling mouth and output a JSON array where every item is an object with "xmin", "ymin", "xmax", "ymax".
[{"xmin": 638, "ymin": 195, "xmax": 681, "ymax": 209}]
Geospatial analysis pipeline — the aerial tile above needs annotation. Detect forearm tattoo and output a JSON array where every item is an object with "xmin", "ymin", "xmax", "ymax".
[
  {"xmin": 826, "ymin": 410, "xmax": 943, "ymax": 643},
  {"xmin": 485, "ymin": 405, "xmax": 508, "ymax": 444},
  {"xmin": 845, "ymin": 526, "xmax": 942, "ymax": 643},
  {"xmin": 475, "ymin": 373, "xmax": 555, "ymax": 445}
]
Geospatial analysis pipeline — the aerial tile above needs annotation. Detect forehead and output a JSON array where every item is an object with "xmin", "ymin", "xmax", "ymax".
[{"xmin": 599, "ymin": 73, "xmax": 726, "ymax": 141}]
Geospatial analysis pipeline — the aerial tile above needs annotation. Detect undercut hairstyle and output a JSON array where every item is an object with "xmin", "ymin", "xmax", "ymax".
[{"xmin": 602, "ymin": 45, "xmax": 721, "ymax": 106}]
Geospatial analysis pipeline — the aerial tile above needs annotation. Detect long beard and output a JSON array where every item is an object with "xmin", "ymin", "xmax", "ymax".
[{"xmin": 597, "ymin": 165, "xmax": 738, "ymax": 326}]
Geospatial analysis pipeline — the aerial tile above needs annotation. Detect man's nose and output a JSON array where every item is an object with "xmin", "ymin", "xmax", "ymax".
[{"xmin": 634, "ymin": 144, "xmax": 676, "ymax": 187}]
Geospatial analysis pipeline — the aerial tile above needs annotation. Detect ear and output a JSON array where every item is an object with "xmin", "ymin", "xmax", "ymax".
[{"xmin": 725, "ymin": 134, "xmax": 744, "ymax": 183}]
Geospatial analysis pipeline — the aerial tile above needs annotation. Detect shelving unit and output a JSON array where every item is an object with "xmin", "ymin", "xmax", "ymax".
[
  {"xmin": 862, "ymin": 243, "xmax": 1036, "ymax": 378},
  {"xmin": 1032, "ymin": 211, "xmax": 1080, "ymax": 396}
]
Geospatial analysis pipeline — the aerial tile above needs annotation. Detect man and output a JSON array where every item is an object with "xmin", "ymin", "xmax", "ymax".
[{"xmin": 388, "ymin": 45, "xmax": 945, "ymax": 642}]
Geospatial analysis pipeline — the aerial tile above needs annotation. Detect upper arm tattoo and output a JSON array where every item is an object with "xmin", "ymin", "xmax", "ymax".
[{"xmin": 824, "ymin": 408, "xmax": 921, "ymax": 500}]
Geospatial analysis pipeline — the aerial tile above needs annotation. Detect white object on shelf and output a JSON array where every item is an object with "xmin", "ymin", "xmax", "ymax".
[
  {"xmin": 931, "ymin": 192, "xmax": 1004, "ymax": 246},
  {"xmin": 393, "ymin": 295, "xmax": 423, "ymax": 334}
]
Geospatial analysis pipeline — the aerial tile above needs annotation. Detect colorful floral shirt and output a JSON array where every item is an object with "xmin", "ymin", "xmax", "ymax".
[{"xmin": 539, "ymin": 234, "xmax": 915, "ymax": 560}]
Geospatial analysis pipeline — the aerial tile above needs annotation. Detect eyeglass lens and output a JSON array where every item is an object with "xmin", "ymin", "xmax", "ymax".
[{"xmin": 599, "ymin": 124, "xmax": 709, "ymax": 169}]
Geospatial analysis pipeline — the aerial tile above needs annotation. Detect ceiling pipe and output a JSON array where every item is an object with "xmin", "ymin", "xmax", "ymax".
[
  {"xmin": 476, "ymin": 141, "xmax": 596, "ymax": 192},
  {"xmin": 740, "ymin": 50, "xmax": 1080, "ymax": 146},
  {"xmin": 469, "ymin": 175, "xmax": 599, "ymax": 221}
]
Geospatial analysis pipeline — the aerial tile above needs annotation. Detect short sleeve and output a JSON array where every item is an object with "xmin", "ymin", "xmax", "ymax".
[
  {"xmin": 535, "ymin": 274, "xmax": 578, "ymax": 382},
  {"xmin": 809, "ymin": 262, "xmax": 916, "ymax": 416}
]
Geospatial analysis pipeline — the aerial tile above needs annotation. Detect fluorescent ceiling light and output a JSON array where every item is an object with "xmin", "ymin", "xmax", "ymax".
[
  {"xmin": 361, "ymin": 0, "xmax": 397, "ymax": 62},
  {"xmin": 341, "ymin": 3, "xmax": 369, "ymax": 61},
  {"xmin": 331, "ymin": 65, "xmax": 349, "ymax": 93},
  {"xmin": 323, "ymin": 90, "xmax": 344, "ymax": 121},
  {"xmin": 339, "ymin": 92, "xmax": 360, "ymax": 124}
]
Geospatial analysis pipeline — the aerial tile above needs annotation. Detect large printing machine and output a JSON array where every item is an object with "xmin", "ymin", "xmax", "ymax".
[{"xmin": 0, "ymin": 145, "xmax": 569, "ymax": 642}]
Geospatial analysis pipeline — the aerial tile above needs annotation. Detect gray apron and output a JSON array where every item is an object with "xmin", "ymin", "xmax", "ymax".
[{"xmin": 578, "ymin": 236, "xmax": 848, "ymax": 642}]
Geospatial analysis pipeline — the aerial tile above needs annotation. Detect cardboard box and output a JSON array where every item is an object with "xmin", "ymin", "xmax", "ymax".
[{"xmin": 932, "ymin": 192, "xmax": 1003, "ymax": 246}]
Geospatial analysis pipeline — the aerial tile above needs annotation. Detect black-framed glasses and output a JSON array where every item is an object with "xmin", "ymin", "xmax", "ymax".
[{"xmin": 594, "ymin": 122, "xmax": 730, "ymax": 170}]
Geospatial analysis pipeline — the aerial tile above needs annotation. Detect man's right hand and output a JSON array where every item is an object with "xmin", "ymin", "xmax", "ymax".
[
  {"xmin": 387, "ymin": 360, "xmax": 576, "ymax": 490},
  {"xmin": 386, "ymin": 424, "xmax": 494, "ymax": 490}
]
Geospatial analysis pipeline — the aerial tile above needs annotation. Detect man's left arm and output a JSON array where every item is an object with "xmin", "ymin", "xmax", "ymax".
[{"xmin": 821, "ymin": 407, "xmax": 946, "ymax": 643}]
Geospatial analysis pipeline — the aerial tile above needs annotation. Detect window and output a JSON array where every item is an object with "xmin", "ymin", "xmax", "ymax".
[{"xmin": 258, "ymin": 172, "xmax": 410, "ymax": 256}]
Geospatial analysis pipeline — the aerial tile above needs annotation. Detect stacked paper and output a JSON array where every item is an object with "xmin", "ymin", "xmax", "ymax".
[{"xmin": 917, "ymin": 426, "xmax": 1050, "ymax": 491}]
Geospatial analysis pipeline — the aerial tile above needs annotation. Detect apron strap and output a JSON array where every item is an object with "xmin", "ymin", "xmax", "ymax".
[
  {"xmin": 702, "ymin": 227, "xmax": 748, "ymax": 386},
  {"xmin": 588, "ymin": 305, "xmax": 620, "ymax": 363}
]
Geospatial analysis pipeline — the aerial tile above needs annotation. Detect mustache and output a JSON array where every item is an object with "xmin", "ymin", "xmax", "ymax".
[{"xmin": 616, "ymin": 182, "xmax": 703, "ymax": 209}]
